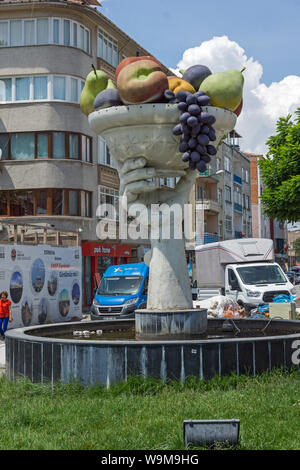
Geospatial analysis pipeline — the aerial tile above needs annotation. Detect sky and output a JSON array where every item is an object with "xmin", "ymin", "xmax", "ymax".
[{"xmin": 98, "ymin": 0, "xmax": 300, "ymax": 155}]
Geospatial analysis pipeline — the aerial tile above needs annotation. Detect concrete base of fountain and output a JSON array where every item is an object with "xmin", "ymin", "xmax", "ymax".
[{"xmin": 135, "ymin": 309, "xmax": 207, "ymax": 340}]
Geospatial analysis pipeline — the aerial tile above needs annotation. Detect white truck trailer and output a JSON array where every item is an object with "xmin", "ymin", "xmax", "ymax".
[{"xmin": 195, "ymin": 238, "xmax": 295, "ymax": 311}]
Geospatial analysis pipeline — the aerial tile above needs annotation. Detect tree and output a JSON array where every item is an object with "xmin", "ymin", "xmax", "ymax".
[
  {"xmin": 258, "ymin": 108, "xmax": 300, "ymax": 223},
  {"xmin": 294, "ymin": 237, "xmax": 300, "ymax": 258}
]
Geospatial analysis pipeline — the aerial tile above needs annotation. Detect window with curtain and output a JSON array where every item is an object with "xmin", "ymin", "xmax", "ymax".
[
  {"xmin": 0, "ymin": 79, "xmax": 12, "ymax": 102},
  {"xmin": 37, "ymin": 133, "xmax": 48, "ymax": 158},
  {"xmin": 53, "ymin": 132, "xmax": 65, "ymax": 159},
  {"xmin": 11, "ymin": 133, "xmax": 35, "ymax": 160},
  {"xmin": 16, "ymin": 77, "xmax": 30, "ymax": 101},
  {"xmin": 37, "ymin": 18, "xmax": 49, "ymax": 45},
  {"xmin": 10, "ymin": 20, "xmax": 22, "ymax": 46},
  {"xmin": 34, "ymin": 76, "xmax": 48, "ymax": 99},
  {"xmin": 53, "ymin": 76, "xmax": 66, "ymax": 100},
  {"xmin": 0, "ymin": 22, "xmax": 8, "ymax": 47}
]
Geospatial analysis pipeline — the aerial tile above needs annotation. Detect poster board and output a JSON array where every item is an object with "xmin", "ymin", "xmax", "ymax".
[{"xmin": 0, "ymin": 244, "xmax": 82, "ymax": 329}]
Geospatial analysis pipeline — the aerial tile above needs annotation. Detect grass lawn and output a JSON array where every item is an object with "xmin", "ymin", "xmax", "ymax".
[{"xmin": 0, "ymin": 368, "xmax": 299, "ymax": 450}]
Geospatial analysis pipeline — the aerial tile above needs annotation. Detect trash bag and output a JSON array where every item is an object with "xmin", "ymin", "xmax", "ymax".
[
  {"xmin": 273, "ymin": 294, "xmax": 296, "ymax": 303},
  {"xmin": 207, "ymin": 295, "xmax": 244, "ymax": 318}
]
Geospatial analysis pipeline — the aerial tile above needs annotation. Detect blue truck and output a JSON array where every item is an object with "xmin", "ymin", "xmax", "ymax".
[{"xmin": 90, "ymin": 262, "xmax": 149, "ymax": 320}]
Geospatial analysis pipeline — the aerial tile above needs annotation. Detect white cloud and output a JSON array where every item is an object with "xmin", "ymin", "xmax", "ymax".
[{"xmin": 172, "ymin": 36, "xmax": 300, "ymax": 154}]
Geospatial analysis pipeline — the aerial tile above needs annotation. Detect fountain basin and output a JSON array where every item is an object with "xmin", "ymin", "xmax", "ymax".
[{"xmin": 5, "ymin": 318, "xmax": 300, "ymax": 387}]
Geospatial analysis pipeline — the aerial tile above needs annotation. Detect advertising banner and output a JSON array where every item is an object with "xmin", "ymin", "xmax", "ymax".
[{"xmin": 0, "ymin": 244, "xmax": 82, "ymax": 329}]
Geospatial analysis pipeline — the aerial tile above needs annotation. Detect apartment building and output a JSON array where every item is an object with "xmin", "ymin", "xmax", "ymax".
[
  {"xmin": 0, "ymin": 0, "xmax": 173, "ymax": 305},
  {"xmin": 193, "ymin": 131, "xmax": 252, "ymax": 244},
  {"xmin": 246, "ymin": 152, "xmax": 288, "ymax": 269}
]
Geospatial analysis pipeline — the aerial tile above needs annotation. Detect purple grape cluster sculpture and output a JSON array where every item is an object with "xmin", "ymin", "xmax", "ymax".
[{"xmin": 165, "ymin": 89, "xmax": 217, "ymax": 172}]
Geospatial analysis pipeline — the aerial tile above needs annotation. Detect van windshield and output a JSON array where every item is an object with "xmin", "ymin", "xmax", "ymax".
[
  {"xmin": 97, "ymin": 276, "xmax": 143, "ymax": 296},
  {"xmin": 236, "ymin": 265, "xmax": 287, "ymax": 285}
]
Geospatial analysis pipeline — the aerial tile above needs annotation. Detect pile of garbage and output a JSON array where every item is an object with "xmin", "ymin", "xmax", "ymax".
[
  {"xmin": 206, "ymin": 296, "xmax": 246, "ymax": 318},
  {"xmin": 205, "ymin": 294, "xmax": 298, "ymax": 319},
  {"xmin": 248, "ymin": 294, "xmax": 296, "ymax": 319}
]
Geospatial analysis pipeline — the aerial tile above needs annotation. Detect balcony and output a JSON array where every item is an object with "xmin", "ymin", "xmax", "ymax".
[
  {"xmin": 196, "ymin": 199, "xmax": 221, "ymax": 214},
  {"xmin": 234, "ymin": 203, "xmax": 243, "ymax": 214},
  {"xmin": 198, "ymin": 168, "xmax": 221, "ymax": 182},
  {"xmin": 195, "ymin": 233, "xmax": 219, "ymax": 245},
  {"xmin": 233, "ymin": 174, "xmax": 242, "ymax": 185}
]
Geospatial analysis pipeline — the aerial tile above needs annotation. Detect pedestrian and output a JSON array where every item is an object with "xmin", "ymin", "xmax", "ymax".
[{"xmin": 0, "ymin": 291, "xmax": 12, "ymax": 340}]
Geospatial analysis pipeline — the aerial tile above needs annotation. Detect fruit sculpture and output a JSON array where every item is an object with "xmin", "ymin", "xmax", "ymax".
[{"xmin": 80, "ymin": 58, "xmax": 245, "ymax": 173}]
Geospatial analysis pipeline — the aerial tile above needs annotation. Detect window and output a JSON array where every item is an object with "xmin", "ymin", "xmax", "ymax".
[
  {"xmin": 36, "ymin": 190, "xmax": 47, "ymax": 215},
  {"xmin": 24, "ymin": 20, "xmax": 35, "ymax": 45},
  {"xmin": 0, "ymin": 189, "xmax": 92, "ymax": 218},
  {"xmin": 11, "ymin": 133, "xmax": 35, "ymax": 160},
  {"xmin": 0, "ymin": 134, "xmax": 9, "ymax": 160},
  {"xmin": 69, "ymin": 134, "xmax": 79, "ymax": 159},
  {"xmin": 245, "ymin": 170, "xmax": 249, "ymax": 183},
  {"xmin": 37, "ymin": 133, "xmax": 49, "ymax": 158},
  {"xmin": 225, "ymin": 185, "xmax": 232, "ymax": 203},
  {"xmin": 69, "ymin": 190, "xmax": 79, "ymax": 216},
  {"xmin": 37, "ymin": 19, "xmax": 49, "ymax": 45},
  {"xmin": 98, "ymin": 29, "xmax": 118, "ymax": 67},
  {"xmin": 52, "ymin": 189, "xmax": 65, "ymax": 215},
  {"xmin": 98, "ymin": 136, "xmax": 115, "ymax": 167},
  {"xmin": 0, "ymin": 22, "xmax": 8, "ymax": 47},
  {"xmin": 10, "ymin": 190, "xmax": 34, "ymax": 216},
  {"xmin": 63, "ymin": 20, "xmax": 70, "ymax": 46},
  {"xmin": 0, "ymin": 78, "xmax": 11, "ymax": 101},
  {"xmin": 10, "ymin": 20, "xmax": 22, "ymax": 47},
  {"xmin": 224, "ymin": 156, "xmax": 230, "ymax": 172},
  {"xmin": 53, "ymin": 19, "xmax": 60, "ymax": 44},
  {"xmin": 225, "ymin": 215, "xmax": 232, "ymax": 232},
  {"xmin": 98, "ymin": 186, "xmax": 119, "ymax": 220},
  {"xmin": 53, "ymin": 132, "xmax": 65, "ymax": 159},
  {"xmin": 16, "ymin": 77, "xmax": 30, "ymax": 100},
  {"xmin": 70, "ymin": 77, "xmax": 78, "ymax": 102},
  {"xmin": 0, "ymin": 131, "xmax": 92, "ymax": 161},
  {"xmin": 0, "ymin": 18, "xmax": 90, "ymax": 52},
  {"xmin": 53, "ymin": 76, "xmax": 66, "ymax": 100},
  {"xmin": 246, "ymin": 195, "xmax": 250, "ymax": 210},
  {"xmin": 33, "ymin": 76, "xmax": 48, "ymax": 99}
]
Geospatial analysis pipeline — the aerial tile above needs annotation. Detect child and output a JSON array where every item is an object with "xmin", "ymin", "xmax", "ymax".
[{"xmin": 0, "ymin": 291, "xmax": 13, "ymax": 339}]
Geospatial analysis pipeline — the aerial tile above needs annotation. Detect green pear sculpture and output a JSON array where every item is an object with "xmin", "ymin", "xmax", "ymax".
[
  {"xmin": 200, "ymin": 67, "xmax": 246, "ymax": 111},
  {"xmin": 80, "ymin": 65, "xmax": 109, "ymax": 116}
]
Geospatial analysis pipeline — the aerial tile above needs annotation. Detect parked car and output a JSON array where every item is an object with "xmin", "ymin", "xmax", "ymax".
[{"xmin": 286, "ymin": 270, "xmax": 300, "ymax": 285}]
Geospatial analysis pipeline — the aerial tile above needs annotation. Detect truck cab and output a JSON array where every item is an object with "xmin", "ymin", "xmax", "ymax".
[
  {"xmin": 225, "ymin": 262, "xmax": 295, "ymax": 311},
  {"xmin": 90, "ymin": 263, "xmax": 149, "ymax": 320}
]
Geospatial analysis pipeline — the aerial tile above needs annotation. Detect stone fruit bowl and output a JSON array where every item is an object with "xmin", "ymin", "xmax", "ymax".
[{"xmin": 88, "ymin": 103, "xmax": 237, "ymax": 171}]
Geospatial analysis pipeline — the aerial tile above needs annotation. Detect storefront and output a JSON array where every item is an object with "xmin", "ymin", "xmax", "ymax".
[{"xmin": 81, "ymin": 242, "xmax": 132, "ymax": 307}]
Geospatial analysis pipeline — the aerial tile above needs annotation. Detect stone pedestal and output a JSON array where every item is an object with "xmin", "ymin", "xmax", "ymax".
[{"xmin": 135, "ymin": 308, "xmax": 207, "ymax": 340}]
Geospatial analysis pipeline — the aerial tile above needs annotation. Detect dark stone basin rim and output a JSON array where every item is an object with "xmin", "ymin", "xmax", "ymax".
[{"xmin": 5, "ymin": 318, "xmax": 300, "ymax": 346}]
